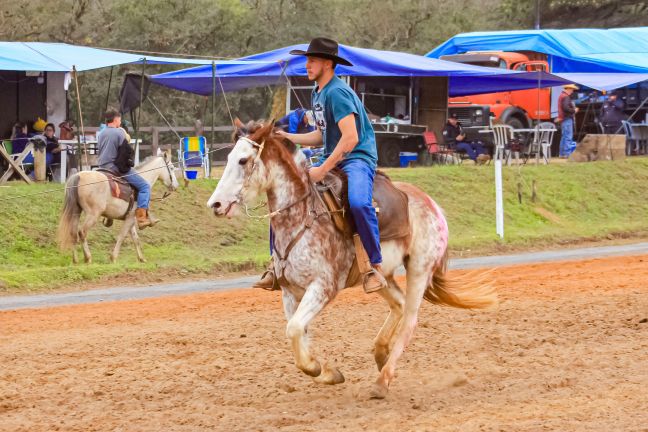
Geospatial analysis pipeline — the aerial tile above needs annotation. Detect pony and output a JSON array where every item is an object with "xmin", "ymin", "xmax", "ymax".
[
  {"xmin": 207, "ymin": 120, "xmax": 497, "ymax": 399},
  {"xmin": 57, "ymin": 150, "xmax": 179, "ymax": 264}
]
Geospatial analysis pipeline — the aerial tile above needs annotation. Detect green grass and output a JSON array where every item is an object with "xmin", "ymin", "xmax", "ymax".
[{"xmin": 3, "ymin": 158, "xmax": 648, "ymax": 292}]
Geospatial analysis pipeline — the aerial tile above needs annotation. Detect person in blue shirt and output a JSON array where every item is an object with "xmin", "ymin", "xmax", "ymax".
[
  {"xmin": 276, "ymin": 108, "xmax": 315, "ymax": 134},
  {"xmin": 254, "ymin": 37, "xmax": 387, "ymax": 294},
  {"xmin": 275, "ymin": 108, "xmax": 317, "ymax": 159}
]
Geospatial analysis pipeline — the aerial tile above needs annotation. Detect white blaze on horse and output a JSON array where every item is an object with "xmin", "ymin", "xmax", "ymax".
[
  {"xmin": 207, "ymin": 120, "xmax": 497, "ymax": 399},
  {"xmin": 57, "ymin": 150, "xmax": 179, "ymax": 264}
]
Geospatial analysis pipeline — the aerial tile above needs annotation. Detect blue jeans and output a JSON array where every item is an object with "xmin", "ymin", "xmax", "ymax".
[
  {"xmin": 456, "ymin": 142, "xmax": 486, "ymax": 161},
  {"xmin": 125, "ymin": 169, "xmax": 151, "ymax": 209},
  {"xmin": 270, "ymin": 158, "xmax": 382, "ymax": 265},
  {"xmin": 339, "ymin": 159, "xmax": 382, "ymax": 264},
  {"xmin": 560, "ymin": 117, "xmax": 574, "ymax": 157}
]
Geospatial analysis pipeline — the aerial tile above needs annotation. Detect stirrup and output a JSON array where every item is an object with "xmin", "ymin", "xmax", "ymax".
[
  {"xmin": 253, "ymin": 269, "xmax": 280, "ymax": 291},
  {"xmin": 362, "ymin": 268, "xmax": 387, "ymax": 294}
]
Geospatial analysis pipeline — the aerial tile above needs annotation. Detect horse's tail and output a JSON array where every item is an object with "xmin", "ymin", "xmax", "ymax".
[
  {"xmin": 424, "ymin": 250, "xmax": 498, "ymax": 309},
  {"xmin": 57, "ymin": 174, "xmax": 81, "ymax": 250}
]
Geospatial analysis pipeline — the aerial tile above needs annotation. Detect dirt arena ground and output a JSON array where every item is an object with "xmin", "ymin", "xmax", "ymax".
[{"xmin": 1, "ymin": 254, "xmax": 647, "ymax": 432}]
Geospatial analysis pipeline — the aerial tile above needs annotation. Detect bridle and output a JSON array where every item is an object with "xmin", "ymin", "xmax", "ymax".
[
  {"xmin": 236, "ymin": 135, "xmax": 312, "ymax": 220},
  {"xmin": 153, "ymin": 152, "xmax": 176, "ymax": 201}
]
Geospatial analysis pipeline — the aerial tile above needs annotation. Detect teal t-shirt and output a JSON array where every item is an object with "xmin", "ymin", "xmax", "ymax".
[{"xmin": 311, "ymin": 76, "xmax": 378, "ymax": 168}]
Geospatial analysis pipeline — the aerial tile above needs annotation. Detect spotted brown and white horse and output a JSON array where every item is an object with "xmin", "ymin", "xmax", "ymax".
[{"xmin": 207, "ymin": 120, "xmax": 497, "ymax": 399}]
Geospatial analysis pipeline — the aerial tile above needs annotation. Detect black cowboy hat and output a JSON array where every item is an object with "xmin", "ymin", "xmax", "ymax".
[{"xmin": 289, "ymin": 37, "xmax": 353, "ymax": 67}]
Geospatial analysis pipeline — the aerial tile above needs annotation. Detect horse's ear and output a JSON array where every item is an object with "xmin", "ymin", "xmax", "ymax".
[
  {"xmin": 156, "ymin": 148, "xmax": 163, "ymax": 156},
  {"xmin": 258, "ymin": 120, "xmax": 275, "ymax": 138},
  {"xmin": 233, "ymin": 117, "xmax": 245, "ymax": 130}
]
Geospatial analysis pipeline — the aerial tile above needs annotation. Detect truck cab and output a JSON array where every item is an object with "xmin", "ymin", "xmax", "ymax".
[{"xmin": 441, "ymin": 51, "xmax": 552, "ymax": 140}]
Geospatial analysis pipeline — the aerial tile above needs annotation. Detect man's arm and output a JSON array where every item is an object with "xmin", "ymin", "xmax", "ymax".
[
  {"xmin": 318, "ymin": 114, "xmax": 358, "ymax": 173},
  {"xmin": 309, "ymin": 114, "xmax": 358, "ymax": 182},
  {"xmin": 278, "ymin": 128, "xmax": 323, "ymax": 147}
]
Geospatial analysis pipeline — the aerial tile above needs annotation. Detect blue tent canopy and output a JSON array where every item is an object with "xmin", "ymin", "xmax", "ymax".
[
  {"xmin": 150, "ymin": 43, "xmax": 569, "ymax": 97},
  {"xmin": 426, "ymin": 28, "xmax": 648, "ymax": 90},
  {"xmin": 0, "ymin": 42, "xmax": 264, "ymax": 72}
]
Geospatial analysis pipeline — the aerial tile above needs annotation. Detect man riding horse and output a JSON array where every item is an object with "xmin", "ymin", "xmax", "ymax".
[
  {"xmin": 97, "ymin": 108, "xmax": 158, "ymax": 229},
  {"xmin": 254, "ymin": 37, "xmax": 387, "ymax": 294}
]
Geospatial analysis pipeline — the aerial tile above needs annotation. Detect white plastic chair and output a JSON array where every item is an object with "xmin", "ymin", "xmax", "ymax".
[
  {"xmin": 622, "ymin": 120, "xmax": 638, "ymax": 155},
  {"xmin": 528, "ymin": 122, "xmax": 556, "ymax": 164},
  {"xmin": 491, "ymin": 125, "xmax": 514, "ymax": 165}
]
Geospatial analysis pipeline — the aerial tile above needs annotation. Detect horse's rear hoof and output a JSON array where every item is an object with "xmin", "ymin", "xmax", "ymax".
[
  {"xmin": 313, "ymin": 363, "xmax": 345, "ymax": 385},
  {"xmin": 369, "ymin": 382, "xmax": 389, "ymax": 399}
]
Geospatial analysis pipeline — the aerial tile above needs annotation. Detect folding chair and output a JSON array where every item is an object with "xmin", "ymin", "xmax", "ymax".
[{"xmin": 178, "ymin": 136, "xmax": 209, "ymax": 180}]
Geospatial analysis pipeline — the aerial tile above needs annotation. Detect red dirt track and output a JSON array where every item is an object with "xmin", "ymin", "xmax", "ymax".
[{"xmin": 1, "ymin": 255, "xmax": 647, "ymax": 431}]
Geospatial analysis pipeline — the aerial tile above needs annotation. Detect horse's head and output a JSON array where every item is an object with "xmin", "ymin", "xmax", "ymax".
[
  {"xmin": 157, "ymin": 149, "xmax": 180, "ymax": 192},
  {"xmin": 207, "ymin": 119, "xmax": 275, "ymax": 217}
]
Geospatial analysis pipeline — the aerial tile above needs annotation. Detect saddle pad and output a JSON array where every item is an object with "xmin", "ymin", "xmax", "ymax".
[
  {"xmin": 319, "ymin": 169, "xmax": 410, "ymax": 241},
  {"xmin": 97, "ymin": 169, "xmax": 135, "ymax": 203}
]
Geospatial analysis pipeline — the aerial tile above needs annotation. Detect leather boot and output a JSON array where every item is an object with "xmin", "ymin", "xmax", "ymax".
[
  {"xmin": 253, "ymin": 259, "xmax": 280, "ymax": 290},
  {"xmin": 135, "ymin": 208, "xmax": 153, "ymax": 230},
  {"xmin": 363, "ymin": 264, "xmax": 388, "ymax": 294}
]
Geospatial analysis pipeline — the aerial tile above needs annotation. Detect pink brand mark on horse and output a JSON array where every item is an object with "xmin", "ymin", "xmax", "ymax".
[{"xmin": 207, "ymin": 119, "xmax": 498, "ymax": 399}]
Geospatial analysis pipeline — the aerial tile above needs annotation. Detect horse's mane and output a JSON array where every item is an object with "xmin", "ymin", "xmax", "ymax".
[
  {"xmin": 135, "ymin": 156, "xmax": 157, "ymax": 169},
  {"xmin": 243, "ymin": 120, "xmax": 307, "ymax": 195}
]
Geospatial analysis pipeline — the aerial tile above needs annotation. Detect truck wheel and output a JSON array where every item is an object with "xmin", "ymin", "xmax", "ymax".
[
  {"xmin": 377, "ymin": 142, "xmax": 400, "ymax": 167},
  {"xmin": 505, "ymin": 117, "xmax": 525, "ymax": 130}
]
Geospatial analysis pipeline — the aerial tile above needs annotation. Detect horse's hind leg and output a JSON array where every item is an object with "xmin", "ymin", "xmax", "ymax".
[
  {"xmin": 111, "ymin": 217, "xmax": 135, "ymax": 263},
  {"xmin": 373, "ymin": 276, "xmax": 405, "ymax": 372},
  {"xmin": 371, "ymin": 269, "xmax": 428, "ymax": 399},
  {"xmin": 286, "ymin": 284, "xmax": 343, "ymax": 385},
  {"xmin": 130, "ymin": 223, "xmax": 146, "ymax": 263},
  {"xmin": 79, "ymin": 212, "xmax": 100, "ymax": 264}
]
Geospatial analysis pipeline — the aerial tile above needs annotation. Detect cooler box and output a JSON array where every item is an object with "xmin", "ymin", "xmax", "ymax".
[{"xmin": 399, "ymin": 152, "xmax": 418, "ymax": 167}]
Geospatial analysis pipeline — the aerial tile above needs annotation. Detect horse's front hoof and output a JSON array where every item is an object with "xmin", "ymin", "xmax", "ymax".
[
  {"xmin": 138, "ymin": 257, "xmax": 147, "ymax": 263},
  {"xmin": 313, "ymin": 363, "xmax": 345, "ymax": 385},
  {"xmin": 369, "ymin": 381, "xmax": 389, "ymax": 399}
]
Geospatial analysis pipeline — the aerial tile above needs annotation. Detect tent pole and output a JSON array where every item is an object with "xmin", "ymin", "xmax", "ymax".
[
  {"xmin": 134, "ymin": 60, "xmax": 147, "ymax": 164},
  {"xmin": 101, "ymin": 66, "xmax": 114, "ymax": 123},
  {"xmin": 72, "ymin": 66, "xmax": 89, "ymax": 170},
  {"xmin": 211, "ymin": 61, "xmax": 216, "ymax": 160}
]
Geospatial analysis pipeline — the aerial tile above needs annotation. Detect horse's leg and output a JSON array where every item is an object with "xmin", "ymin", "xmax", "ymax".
[
  {"xmin": 285, "ymin": 284, "xmax": 343, "ymax": 384},
  {"xmin": 129, "ymin": 221, "xmax": 146, "ymax": 263},
  {"xmin": 110, "ymin": 217, "xmax": 134, "ymax": 263},
  {"xmin": 373, "ymin": 276, "xmax": 405, "ymax": 372},
  {"xmin": 371, "ymin": 268, "xmax": 428, "ymax": 399},
  {"xmin": 282, "ymin": 289, "xmax": 298, "ymax": 320},
  {"xmin": 79, "ymin": 212, "xmax": 100, "ymax": 264}
]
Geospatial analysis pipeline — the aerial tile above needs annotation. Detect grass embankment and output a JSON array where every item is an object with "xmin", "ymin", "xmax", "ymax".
[{"xmin": 2, "ymin": 158, "xmax": 648, "ymax": 292}]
